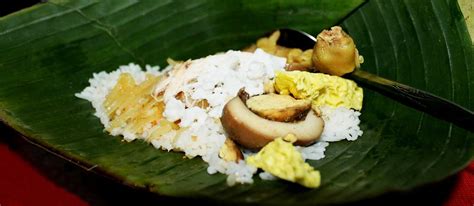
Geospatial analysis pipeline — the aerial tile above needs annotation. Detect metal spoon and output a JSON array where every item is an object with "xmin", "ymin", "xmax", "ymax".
[{"xmin": 276, "ymin": 28, "xmax": 474, "ymax": 132}]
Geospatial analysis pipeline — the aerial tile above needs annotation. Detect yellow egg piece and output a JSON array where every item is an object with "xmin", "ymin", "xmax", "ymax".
[
  {"xmin": 274, "ymin": 71, "xmax": 363, "ymax": 110},
  {"xmin": 247, "ymin": 134, "xmax": 321, "ymax": 188}
]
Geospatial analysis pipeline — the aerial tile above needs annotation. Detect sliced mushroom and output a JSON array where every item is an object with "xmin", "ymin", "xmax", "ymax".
[
  {"xmin": 246, "ymin": 94, "xmax": 311, "ymax": 122},
  {"xmin": 263, "ymin": 80, "xmax": 276, "ymax": 94},
  {"xmin": 218, "ymin": 138, "xmax": 244, "ymax": 162},
  {"xmin": 221, "ymin": 96, "xmax": 324, "ymax": 149}
]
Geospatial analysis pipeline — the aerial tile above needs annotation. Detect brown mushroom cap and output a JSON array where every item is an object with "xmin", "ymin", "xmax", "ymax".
[{"xmin": 220, "ymin": 96, "xmax": 324, "ymax": 149}]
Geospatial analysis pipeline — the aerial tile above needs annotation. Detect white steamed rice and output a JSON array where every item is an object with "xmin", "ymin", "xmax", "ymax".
[{"xmin": 75, "ymin": 49, "xmax": 363, "ymax": 185}]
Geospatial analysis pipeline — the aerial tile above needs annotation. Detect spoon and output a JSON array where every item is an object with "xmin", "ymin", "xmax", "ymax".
[{"xmin": 276, "ymin": 28, "xmax": 474, "ymax": 132}]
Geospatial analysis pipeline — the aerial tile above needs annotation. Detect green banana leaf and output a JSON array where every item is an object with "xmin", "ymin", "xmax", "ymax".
[{"xmin": 0, "ymin": 0, "xmax": 472, "ymax": 205}]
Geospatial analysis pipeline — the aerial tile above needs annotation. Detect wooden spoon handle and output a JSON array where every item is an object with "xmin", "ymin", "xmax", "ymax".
[{"xmin": 348, "ymin": 69, "xmax": 474, "ymax": 132}]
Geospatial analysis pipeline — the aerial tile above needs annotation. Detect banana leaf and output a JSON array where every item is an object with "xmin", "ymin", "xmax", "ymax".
[{"xmin": 0, "ymin": 0, "xmax": 472, "ymax": 205}]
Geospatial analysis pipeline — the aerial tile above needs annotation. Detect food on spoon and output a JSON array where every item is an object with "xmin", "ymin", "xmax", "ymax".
[
  {"xmin": 246, "ymin": 93, "xmax": 311, "ymax": 122},
  {"xmin": 220, "ymin": 92, "xmax": 324, "ymax": 149},
  {"xmin": 245, "ymin": 30, "xmax": 314, "ymax": 71},
  {"xmin": 249, "ymin": 27, "xmax": 364, "ymax": 75},
  {"xmin": 312, "ymin": 26, "xmax": 364, "ymax": 76},
  {"xmin": 275, "ymin": 70, "xmax": 363, "ymax": 110},
  {"xmin": 247, "ymin": 134, "xmax": 321, "ymax": 188}
]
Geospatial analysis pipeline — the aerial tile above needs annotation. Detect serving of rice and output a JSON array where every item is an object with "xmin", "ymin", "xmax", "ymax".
[{"xmin": 76, "ymin": 49, "xmax": 363, "ymax": 185}]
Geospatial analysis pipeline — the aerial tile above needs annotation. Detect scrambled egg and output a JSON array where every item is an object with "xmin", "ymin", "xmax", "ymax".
[
  {"xmin": 247, "ymin": 134, "xmax": 321, "ymax": 188},
  {"xmin": 274, "ymin": 71, "xmax": 363, "ymax": 110}
]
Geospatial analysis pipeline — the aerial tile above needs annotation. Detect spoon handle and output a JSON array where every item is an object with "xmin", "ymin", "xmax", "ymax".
[{"xmin": 348, "ymin": 69, "xmax": 474, "ymax": 132}]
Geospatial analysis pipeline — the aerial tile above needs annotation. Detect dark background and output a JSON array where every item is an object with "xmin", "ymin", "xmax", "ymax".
[
  {"xmin": 0, "ymin": 1, "xmax": 471, "ymax": 205},
  {"xmin": 0, "ymin": 0, "xmax": 45, "ymax": 16}
]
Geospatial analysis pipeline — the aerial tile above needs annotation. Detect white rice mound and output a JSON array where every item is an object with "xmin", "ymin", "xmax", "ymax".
[
  {"xmin": 75, "ymin": 49, "xmax": 363, "ymax": 186},
  {"xmin": 319, "ymin": 106, "xmax": 363, "ymax": 142}
]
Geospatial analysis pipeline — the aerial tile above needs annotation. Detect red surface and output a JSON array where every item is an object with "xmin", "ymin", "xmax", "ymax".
[
  {"xmin": 444, "ymin": 163, "xmax": 474, "ymax": 206},
  {"xmin": 0, "ymin": 143, "xmax": 88, "ymax": 206},
  {"xmin": 0, "ymin": 136, "xmax": 472, "ymax": 205}
]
